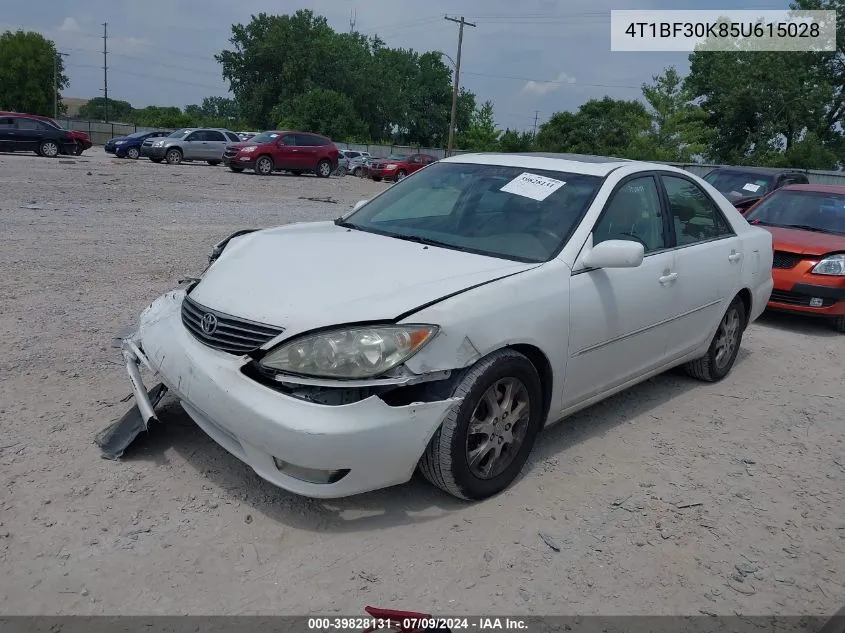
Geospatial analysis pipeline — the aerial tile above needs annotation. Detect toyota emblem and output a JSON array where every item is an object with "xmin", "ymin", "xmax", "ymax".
[{"xmin": 200, "ymin": 312, "xmax": 218, "ymax": 335}]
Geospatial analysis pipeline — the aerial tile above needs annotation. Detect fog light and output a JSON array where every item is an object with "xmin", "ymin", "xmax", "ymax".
[
  {"xmin": 809, "ymin": 297, "xmax": 824, "ymax": 307},
  {"xmin": 272, "ymin": 458, "xmax": 350, "ymax": 484}
]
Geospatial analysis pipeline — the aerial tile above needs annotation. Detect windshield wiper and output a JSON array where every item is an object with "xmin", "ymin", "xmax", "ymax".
[
  {"xmin": 388, "ymin": 233, "xmax": 456, "ymax": 249},
  {"xmin": 334, "ymin": 218, "xmax": 358, "ymax": 229},
  {"xmin": 783, "ymin": 224, "xmax": 839, "ymax": 234}
]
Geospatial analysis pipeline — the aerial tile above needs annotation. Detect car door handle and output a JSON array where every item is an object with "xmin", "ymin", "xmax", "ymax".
[
  {"xmin": 728, "ymin": 251, "xmax": 743, "ymax": 263},
  {"xmin": 659, "ymin": 272, "xmax": 678, "ymax": 285}
]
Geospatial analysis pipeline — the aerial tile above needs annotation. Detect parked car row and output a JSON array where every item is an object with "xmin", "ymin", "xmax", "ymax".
[{"xmin": 0, "ymin": 111, "xmax": 92, "ymax": 157}]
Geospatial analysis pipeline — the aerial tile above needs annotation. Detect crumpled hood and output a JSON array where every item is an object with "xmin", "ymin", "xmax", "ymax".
[
  {"xmin": 764, "ymin": 225, "xmax": 845, "ymax": 256},
  {"xmin": 188, "ymin": 221, "xmax": 539, "ymax": 333}
]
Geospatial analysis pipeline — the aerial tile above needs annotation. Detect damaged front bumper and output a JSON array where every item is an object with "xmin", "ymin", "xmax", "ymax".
[{"xmin": 99, "ymin": 290, "xmax": 462, "ymax": 498}]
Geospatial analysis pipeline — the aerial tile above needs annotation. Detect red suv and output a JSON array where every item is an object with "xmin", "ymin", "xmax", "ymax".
[
  {"xmin": 0, "ymin": 112, "xmax": 91, "ymax": 155},
  {"xmin": 223, "ymin": 130, "xmax": 340, "ymax": 177},
  {"xmin": 368, "ymin": 153, "xmax": 437, "ymax": 182}
]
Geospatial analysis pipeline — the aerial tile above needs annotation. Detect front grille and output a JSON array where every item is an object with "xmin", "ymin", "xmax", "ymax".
[
  {"xmin": 772, "ymin": 251, "xmax": 801, "ymax": 269},
  {"xmin": 223, "ymin": 149, "xmax": 237, "ymax": 159},
  {"xmin": 181, "ymin": 295, "xmax": 284, "ymax": 355},
  {"xmin": 769, "ymin": 289, "xmax": 836, "ymax": 307}
]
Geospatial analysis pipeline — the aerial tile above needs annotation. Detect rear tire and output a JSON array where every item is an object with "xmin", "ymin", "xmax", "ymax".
[
  {"xmin": 165, "ymin": 148, "xmax": 182, "ymax": 165},
  {"xmin": 833, "ymin": 315, "xmax": 845, "ymax": 333},
  {"xmin": 684, "ymin": 296, "xmax": 746, "ymax": 382},
  {"xmin": 353, "ymin": 166, "xmax": 363, "ymax": 177},
  {"xmin": 419, "ymin": 349, "xmax": 544, "ymax": 500},
  {"xmin": 127, "ymin": 147, "xmax": 140, "ymax": 160},
  {"xmin": 39, "ymin": 140, "xmax": 59, "ymax": 158},
  {"xmin": 316, "ymin": 159, "xmax": 332, "ymax": 178}
]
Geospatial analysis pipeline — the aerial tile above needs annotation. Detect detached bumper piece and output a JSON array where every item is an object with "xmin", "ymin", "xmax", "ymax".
[{"xmin": 94, "ymin": 343, "xmax": 167, "ymax": 459}]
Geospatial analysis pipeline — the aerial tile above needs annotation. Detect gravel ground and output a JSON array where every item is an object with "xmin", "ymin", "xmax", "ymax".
[{"xmin": 0, "ymin": 148, "xmax": 843, "ymax": 617}]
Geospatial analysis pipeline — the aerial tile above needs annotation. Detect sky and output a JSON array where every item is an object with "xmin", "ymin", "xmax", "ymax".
[{"xmin": 2, "ymin": 0, "xmax": 789, "ymax": 132}]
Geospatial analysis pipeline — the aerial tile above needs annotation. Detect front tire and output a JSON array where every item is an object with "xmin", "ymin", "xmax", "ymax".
[
  {"xmin": 395, "ymin": 169, "xmax": 407, "ymax": 181},
  {"xmin": 74, "ymin": 142, "xmax": 85, "ymax": 156},
  {"xmin": 254, "ymin": 155, "xmax": 274, "ymax": 176},
  {"xmin": 165, "ymin": 148, "xmax": 182, "ymax": 165},
  {"xmin": 127, "ymin": 147, "xmax": 140, "ymax": 160},
  {"xmin": 684, "ymin": 296, "xmax": 746, "ymax": 382},
  {"xmin": 39, "ymin": 140, "xmax": 59, "ymax": 158},
  {"xmin": 833, "ymin": 315, "xmax": 845, "ymax": 333},
  {"xmin": 419, "ymin": 349, "xmax": 544, "ymax": 500},
  {"xmin": 316, "ymin": 159, "xmax": 332, "ymax": 178},
  {"xmin": 353, "ymin": 166, "xmax": 363, "ymax": 177},
  {"xmin": 229, "ymin": 166, "xmax": 244, "ymax": 173}
]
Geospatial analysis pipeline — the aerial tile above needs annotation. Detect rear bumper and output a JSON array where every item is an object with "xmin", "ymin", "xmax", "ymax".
[{"xmin": 140, "ymin": 145, "xmax": 166, "ymax": 159}]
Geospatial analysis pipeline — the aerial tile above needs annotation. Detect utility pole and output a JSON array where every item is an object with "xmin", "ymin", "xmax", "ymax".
[
  {"xmin": 54, "ymin": 51, "xmax": 69, "ymax": 119},
  {"xmin": 533, "ymin": 110, "xmax": 539, "ymax": 137},
  {"xmin": 349, "ymin": 7, "xmax": 357, "ymax": 33},
  {"xmin": 102, "ymin": 22, "xmax": 109, "ymax": 122},
  {"xmin": 444, "ymin": 15, "xmax": 475, "ymax": 157}
]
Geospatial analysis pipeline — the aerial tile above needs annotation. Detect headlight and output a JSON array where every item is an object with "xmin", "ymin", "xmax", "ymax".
[
  {"xmin": 153, "ymin": 140, "xmax": 166, "ymax": 147},
  {"xmin": 385, "ymin": 164, "xmax": 398, "ymax": 170},
  {"xmin": 259, "ymin": 325, "xmax": 439, "ymax": 379},
  {"xmin": 812, "ymin": 254, "xmax": 845, "ymax": 276},
  {"xmin": 241, "ymin": 146, "xmax": 256, "ymax": 153},
  {"xmin": 115, "ymin": 140, "xmax": 125, "ymax": 145}
]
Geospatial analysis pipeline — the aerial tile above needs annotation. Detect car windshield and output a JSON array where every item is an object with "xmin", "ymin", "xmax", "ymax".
[
  {"xmin": 745, "ymin": 190, "xmax": 845, "ymax": 235},
  {"xmin": 168, "ymin": 129, "xmax": 189, "ymax": 138},
  {"xmin": 339, "ymin": 162, "xmax": 601, "ymax": 263},
  {"xmin": 704, "ymin": 170, "xmax": 774, "ymax": 200},
  {"xmin": 125, "ymin": 131, "xmax": 149, "ymax": 139},
  {"xmin": 248, "ymin": 131, "xmax": 280, "ymax": 144},
  {"xmin": 385, "ymin": 154, "xmax": 408, "ymax": 161}
]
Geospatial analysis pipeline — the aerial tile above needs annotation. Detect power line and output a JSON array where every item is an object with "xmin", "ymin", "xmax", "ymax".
[{"xmin": 445, "ymin": 15, "xmax": 476, "ymax": 157}]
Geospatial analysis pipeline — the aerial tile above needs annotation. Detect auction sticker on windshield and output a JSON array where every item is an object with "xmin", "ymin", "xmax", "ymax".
[
  {"xmin": 500, "ymin": 172, "xmax": 566, "ymax": 201},
  {"xmin": 743, "ymin": 183, "xmax": 761, "ymax": 193}
]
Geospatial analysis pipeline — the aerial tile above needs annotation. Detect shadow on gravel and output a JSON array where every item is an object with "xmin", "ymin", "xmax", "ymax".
[
  {"xmin": 118, "ymin": 348, "xmax": 753, "ymax": 533},
  {"xmin": 754, "ymin": 310, "xmax": 840, "ymax": 338}
]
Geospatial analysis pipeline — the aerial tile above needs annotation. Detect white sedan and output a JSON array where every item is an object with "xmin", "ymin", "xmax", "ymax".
[{"xmin": 102, "ymin": 153, "xmax": 774, "ymax": 500}]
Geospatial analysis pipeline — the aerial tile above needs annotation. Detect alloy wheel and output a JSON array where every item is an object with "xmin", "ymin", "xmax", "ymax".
[
  {"xmin": 714, "ymin": 307, "xmax": 740, "ymax": 370},
  {"xmin": 41, "ymin": 142, "xmax": 59, "ymax": 157},
  {"xmin": 465, "ymin": 377, "xmax": 531, "ymax": 479}
]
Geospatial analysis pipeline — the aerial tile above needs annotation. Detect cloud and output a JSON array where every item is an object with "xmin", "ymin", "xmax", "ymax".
[
  {"xmin": 58, "ymin": 17, "xmax": 81, "ymax": 33},
  {"xmin": 523, "ymin": 71, "xmax": 577, "ymax": 95}
]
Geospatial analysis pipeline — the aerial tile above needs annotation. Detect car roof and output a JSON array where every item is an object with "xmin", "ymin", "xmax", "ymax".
[
  {"xmin": 707, "ymin": 166, "xmax": 805, "ymax": 175},
  {"xmin": 781, "ymin": 183, "xmax": 845, "ymax": 194},
  {"xmin": 440, "ymin": 152, "xmax": 639, "ymax": 177}
]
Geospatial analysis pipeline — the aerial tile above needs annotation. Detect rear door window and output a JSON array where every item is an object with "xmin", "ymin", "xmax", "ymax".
[
  {"xmin": 224, "ymin": 131, "xmax": 240, "ymax": 142},
  {"xmin": 205, "ymin": 131, "xmax": 225, "ymax": 142}
]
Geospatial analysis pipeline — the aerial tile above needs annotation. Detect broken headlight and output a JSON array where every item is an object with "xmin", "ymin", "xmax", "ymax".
[{"xmin": 259, "ymin": 325, "xmax": 439, "ymax": 379}]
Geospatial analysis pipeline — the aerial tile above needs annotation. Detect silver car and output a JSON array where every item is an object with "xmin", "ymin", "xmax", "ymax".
[
  {"xmin": 140, "ymin": 127, "xmax": 241, "ymax": 165},
  {"xmin": 341, "ymin": 150, "xmax": 372, "ymax": 177}
]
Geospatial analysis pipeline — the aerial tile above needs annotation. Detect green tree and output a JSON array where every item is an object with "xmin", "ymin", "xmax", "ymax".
[
  {"xmin": 634, "ymin": 66, "xmax": 713, "ymax": 162},
  {"xmin": 132, "ymin": 106, "xmax": 193, "ymax": 128},
  {"xmin": 0, "ymin": 30, "xmax": 68, "ymax": 116},
  {"xmin": 78, "ymin": 97, "xmax": 134, "ymax": 122},
  {"xmin": 276, "ymin": 87, "xmax": 365, "ymax": 140},
  {"xmin": 498, "ymin": 128, "xmax": 535, "ymax": 152},
  {"xmin": 458, "ymin": 100, "xmax": 501, "ymax": 151},
  {"xmin": 215, "ymin": 9, "xmax": 477, "ymax": 144},
  {"xmin": 535, "ymin": 97, "xmax": 651, "ymax": 157}
]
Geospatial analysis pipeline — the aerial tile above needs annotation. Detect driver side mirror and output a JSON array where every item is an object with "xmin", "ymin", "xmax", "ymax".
[
  {"xmin": 352, "ymin": 200, "xmax": 368, "ymax": 212},
  {"xmin": 582, "ymin": 238, "xmax": 645, "ymax": 269}
]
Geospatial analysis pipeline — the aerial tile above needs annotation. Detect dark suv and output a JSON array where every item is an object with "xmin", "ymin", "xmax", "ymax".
[
  {"xmin": 703, "ymin": 166, "xmax": 809, "ymax": 212},
  {"xmin": 0, "ymin": 114, "xmax": 76, "ymax": 157},
  {"xmin": 223, "ymin": 130, "xmax": 340, "ymax": 177}
]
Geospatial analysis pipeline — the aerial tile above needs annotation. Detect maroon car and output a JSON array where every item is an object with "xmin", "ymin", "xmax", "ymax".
[
  {"xmin": 368, "ymin": 153, "xmax": 437, "ymax": 182},
  {"xmin": 223, "ymin": 130, "xmax": 340, "ymax": 177}
]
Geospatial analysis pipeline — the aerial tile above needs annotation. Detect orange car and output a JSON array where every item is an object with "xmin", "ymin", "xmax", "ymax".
[{"xmin": 743, "ymin": 184, "xmax": 845, "ymax": 333}]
